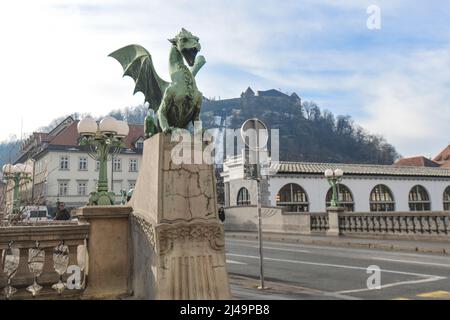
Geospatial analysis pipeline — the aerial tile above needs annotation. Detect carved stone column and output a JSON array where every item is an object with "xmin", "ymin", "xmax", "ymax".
[{"xmin": 129, "ymin": 133, "xmax": 231, "ymax": 300}]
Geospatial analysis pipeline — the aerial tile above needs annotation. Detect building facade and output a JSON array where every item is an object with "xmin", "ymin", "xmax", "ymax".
[
  {"xmin": 222, "ymin": 155, "xmax": 450, "ymax": 213},
  {"xmin": 10, "ymin": 116, "xmax": 144, "ymax": 213}
]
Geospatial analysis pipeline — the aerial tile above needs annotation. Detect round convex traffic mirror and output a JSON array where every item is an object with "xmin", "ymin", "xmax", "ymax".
[{"xmin": 240, "ymin": 118, "xmax": 269, "ymax": 151}]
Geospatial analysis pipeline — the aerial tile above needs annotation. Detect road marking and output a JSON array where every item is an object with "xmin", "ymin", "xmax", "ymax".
[
  {"xmin": 227, "ymin": 238, "xmax": 305, "ymax": 248},
  {"xmin": 227, "ymin": 242, "xmax": 310, "ymax": 254},
  {"xmin": 226, "ymin": 238, "xmax": 450, "ymax": 261},
  {"xmin": 226, "ymin": 253, "xmax": 446, "ymax": 278},
  {"xmin": 227, "ymin": 253, "xmax": 446, "ymax": 294},
  {"xmin": 264, "ymin": 246, "xmax": 310, "ymax": 253},
  {"xmin": 372, "ymin": 257, "xmax": 450, "ymax": 268},
  {"xmin": 227, "ymin": 259, "xmax": 247, "ymax": 265},
  {"xmin": 416, "ymin": 291, "xmax": 450, "ymax": 299},
  {"xmin": 336, "ymin": 277, "xmax": 444, "ymax": 294},
  {"xmin": 392, "ymin": 297, "xmax": 411, "ymax": 300}
]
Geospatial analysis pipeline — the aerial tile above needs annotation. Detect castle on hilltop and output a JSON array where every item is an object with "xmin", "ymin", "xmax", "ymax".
[{"xmin": 240, "ymin": 86, "xmax": 301, "ymax": 104}]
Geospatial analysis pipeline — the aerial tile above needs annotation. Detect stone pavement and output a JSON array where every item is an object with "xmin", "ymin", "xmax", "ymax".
[{"xmin": 226, "ymin": 231, "xmax": 450, "ymax": 255}]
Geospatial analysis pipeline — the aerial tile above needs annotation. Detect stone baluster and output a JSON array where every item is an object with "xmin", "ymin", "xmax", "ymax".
[
  {"xmin": 52, "ymin": 242, "xmax": 70, "ymax": 294},
  {"xmin": 374, "ymin": 216, "xmax": 379, "ymax": 233},
  {"xmin": 2, "ymin": 242, "xmax": 20, "ymax": 299},
  {"xmin": 403, "ymin": 216, "xmax": 408, "ymax": 233},
  {"xmin": 395, "ymin": 216, "xmax": 401, "ymax": 233},
  {"xmin": 382, "ymin": 216, "xmax": 387, "ymax": 233},
  {"xmin": 411, "ymin": 216, "xmax": 417, "ymax": 234},
  {"xmin": 419, "ymin": 216, "xmax": 424, "ymax": 234},
  {"xmin": 432, "ymin": 216, "xmax": 439, "ymax": 234},
  {"xmin": 26, "ymin": 241, "xmax": 45, "ymax": 297},
  {"xmin": 425, "ymin": 216, "xmax": 432, "ymax": 234},
  {"xmin": 444, "ymin": 216, "xmax": 449, "ymax": 234}
]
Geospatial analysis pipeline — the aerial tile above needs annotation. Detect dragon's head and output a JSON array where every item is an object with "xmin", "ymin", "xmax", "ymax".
[{"xmin": 169, "ymin": 28, "xmax": 201, "ymax": 67}]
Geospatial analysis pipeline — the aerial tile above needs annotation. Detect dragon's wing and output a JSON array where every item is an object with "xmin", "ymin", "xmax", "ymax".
[{"xmin": 109, "ymin": 44, "xmax": 169, "ymax": 111}]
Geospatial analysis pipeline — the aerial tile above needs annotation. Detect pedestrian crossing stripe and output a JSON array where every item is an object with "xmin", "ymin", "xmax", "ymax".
[{"xmin": 416, "ymin": 291, "xmax": 450, "ymax": 299}]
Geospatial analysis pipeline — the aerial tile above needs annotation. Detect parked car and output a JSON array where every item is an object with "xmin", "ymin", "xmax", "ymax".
[{"xmin": 21, "ymin": 206, "xmax": 51, "ymax": 222}]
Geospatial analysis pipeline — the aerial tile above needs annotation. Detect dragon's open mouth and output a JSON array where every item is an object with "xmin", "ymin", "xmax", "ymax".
[{"xmin": 181, "ymin": 47, "xmax": 198, "ymax": 67}]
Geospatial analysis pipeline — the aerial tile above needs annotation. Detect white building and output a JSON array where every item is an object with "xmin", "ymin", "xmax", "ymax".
[
  {"xmin": 13, "ymin": 116, "xmax": 144, "ymax": 213},
  {"xmin": 222, "ymin": 155, "xmax": 450, "ymax": 213}
]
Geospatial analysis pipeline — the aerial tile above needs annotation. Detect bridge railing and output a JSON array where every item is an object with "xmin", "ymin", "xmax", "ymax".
[
  {"xmin": 310, "ymin": 212, "xmax": 329, "ymax": 233},
  {"xmin": 0, "ymin": 221, "xmax": 89, "ymax": 299},
  {"xmin": 224, "ymin": 205, "xmax": 450, "ymax": 240},
  {"xmin": 338, "ymin": 211, "xmax": 450, "ymax": 238}
]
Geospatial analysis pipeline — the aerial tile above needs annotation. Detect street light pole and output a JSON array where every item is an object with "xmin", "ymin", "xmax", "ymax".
[
  {"xmin": 325, "ymin": 168, "xmax": 344, "ymax": 208},
  {"xmin": 2, "ymin": 163, "xmax": 32, "ymax": 218},
  {"xmin": 241, "ymin": 118, "xmax": 269, "ymax": 290},
  {"xmin": 255, "ymin": 122, "xmax": 265, "ymax": 290},
  {"xmin": 77, "ymin": 116, "xmax": 129, "ymax": 206}
]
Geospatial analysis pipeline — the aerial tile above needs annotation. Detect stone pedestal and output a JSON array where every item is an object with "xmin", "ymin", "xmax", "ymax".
[
  {"xmin": 129, "ymin": 133, "xmax": 231, "ymax": 300},
  {"xmin": 76, "ymin": 205, "xmax": 132, "ymax": 299},
  {"xmin": 327, "ymin": 206, "xmax": 344, "ymax": 236}
]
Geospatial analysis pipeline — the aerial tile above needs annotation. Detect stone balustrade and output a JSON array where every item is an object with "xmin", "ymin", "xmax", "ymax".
[
  {"xmin": 338, "ymin": 212, "xmax": 450, "ymax": 239},
  {"xmin": 224, "ymin": 205, "xmax": 450, "ymax": 240},
  {"xmin": 0, "ymin": 221, "xmax": 89, "ymax": 299},
  {"xmin": 310, "ymin": 212, "xmax": 329, "ymax": 233}
]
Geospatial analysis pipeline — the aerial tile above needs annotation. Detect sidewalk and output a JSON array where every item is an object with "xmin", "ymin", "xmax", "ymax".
[
  {"xmin": 229, "ymin": 275, "xmax": 354, "ymax": 300},
  {"xmin": 225, "ymin": 231, "xmax": 450, "ymax": 255}
]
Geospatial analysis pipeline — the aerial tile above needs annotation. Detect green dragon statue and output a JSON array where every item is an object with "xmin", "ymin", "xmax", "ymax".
[{"xmin": 109, "ymin": 28, "xmax": 206, "ymax": 138}]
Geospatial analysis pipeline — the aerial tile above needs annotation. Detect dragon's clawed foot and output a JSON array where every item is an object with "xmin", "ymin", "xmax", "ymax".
[{"xmin": 162, "ymin": 126, "xmax": 176, "ymax": 134}]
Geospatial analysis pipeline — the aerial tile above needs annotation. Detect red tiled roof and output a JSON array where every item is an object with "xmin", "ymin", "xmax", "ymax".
[
  {"xmin": 47, "ymin": 121, "xmax": 79, "ymax": 146},
  {"xmin": 124, "ymin": 124, "xmax": 145, "ymax": 148},
  {"xmin": 394, "ymin": 156, "xmax": 439, "ymax": 167},
  {"xmin": 433, "ymin": 145, "xmax": 450, "ymax": 164},
  {"xmin": 33, "ymin": 132, "xmax": 49, "ymax": 143},
  {"xmin": 48, "ymin": 120, "xmax": 144, "ymax": 149}
]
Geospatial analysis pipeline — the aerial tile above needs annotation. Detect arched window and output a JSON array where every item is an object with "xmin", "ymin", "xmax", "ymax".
[
  {"xmin": 276, "ymin": 183, "xmax": 309, "ymax": 212},
  {"xmin": 370, "ymin": 184, "xmax": 395, "ymax": 212},
  {"xmin": 409, "ymin": 185, "xmax": 430, "ymax": 211},
  {"xmin": 237, "ymin": 187, "xmax": 250, "ymax": 206},
  {"xmin": 444, "ymin": 186, "xmax": 450, "ymax": 211},
  {"xmin": 326, "ymin": 184, "xmax": 354, "ymax": 212}
]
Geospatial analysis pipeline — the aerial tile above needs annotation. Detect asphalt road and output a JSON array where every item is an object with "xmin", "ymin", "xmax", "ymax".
[{"xmin": 226, "ymin": 237, "xmax": 450, "ymax": 300}]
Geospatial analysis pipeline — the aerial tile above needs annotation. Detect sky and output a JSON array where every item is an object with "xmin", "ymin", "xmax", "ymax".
[{"xmin": 0, "ymin": 0, "xmax": 450, "ymax": 158}]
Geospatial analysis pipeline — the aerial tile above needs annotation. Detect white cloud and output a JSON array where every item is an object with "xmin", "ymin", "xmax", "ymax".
[
  {"xmin": 0, "ymin": 0, "xmax": 449, "ymax": 160},
  {"xmin": 357, "ymin": 48, "xmax": 450, "ymax": 157}
]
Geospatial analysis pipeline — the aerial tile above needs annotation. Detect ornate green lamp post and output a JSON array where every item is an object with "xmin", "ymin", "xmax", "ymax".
[
  {"xmin": 324, "ymin": 168, "xmax": 344, "ymax": 208},
  {"xmin": 77, "ymin": 116, "xmax": 129, "ymax": 206},
  {"xmin": 2, "ymin": 163, "xmax": 33, "ymax": 216}
]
